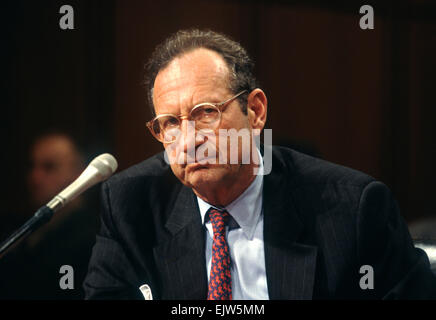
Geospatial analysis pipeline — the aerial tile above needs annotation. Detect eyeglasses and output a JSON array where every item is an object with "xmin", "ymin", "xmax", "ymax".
[{"xmin": 146, "ymin": 90, "xmax": 247, "ymax": 143}]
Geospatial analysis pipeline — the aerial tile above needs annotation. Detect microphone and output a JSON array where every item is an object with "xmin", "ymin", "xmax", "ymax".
[
  {"xmin": 0, "ymin": 153, "xmax": 118, "ymax": 258},
  {"xmin": 46, "ymin": 153, "xmax": 118, "ymax": 212}
]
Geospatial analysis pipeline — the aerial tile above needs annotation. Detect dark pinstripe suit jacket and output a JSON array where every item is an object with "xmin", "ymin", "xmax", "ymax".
[{"xmin": 83, "ymin": 146, "xmax": 436, "ymax": 299}]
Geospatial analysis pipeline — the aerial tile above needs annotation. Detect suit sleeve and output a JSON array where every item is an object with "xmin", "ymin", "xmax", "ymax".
[
  {"xmin": 83, "ymin": 182, "xmax": 143, "ymax": 300},
  {"xmin": 356, "ymin": 181, "xmax": 436, "ymax": 299}
]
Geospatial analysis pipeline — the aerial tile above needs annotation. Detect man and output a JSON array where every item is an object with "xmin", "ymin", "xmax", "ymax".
[
  {"xmin": 84, "ymin": 29, "xmax": 436, "ymax": 299},
  {"xmin": 0, "ymin": 132, "xmax": 99, "ymax": 299}
]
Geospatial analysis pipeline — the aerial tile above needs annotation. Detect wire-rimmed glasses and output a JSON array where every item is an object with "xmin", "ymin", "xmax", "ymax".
[{"xmin": 146, "ymin": 90, "xmax": 247, "ymax": 143}]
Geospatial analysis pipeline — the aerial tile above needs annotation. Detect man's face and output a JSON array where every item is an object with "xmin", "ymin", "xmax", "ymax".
[
  {"xmin": 27, "ymin": 135, "xmax": 82, "ymax": 207},
  {"xmin": 153, "ymin": 48, "xmax": 254, "ymax": 194}
]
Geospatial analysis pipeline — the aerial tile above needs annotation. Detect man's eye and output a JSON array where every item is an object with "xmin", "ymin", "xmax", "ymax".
[
  {"xmin": 204, "ymin": 108, "xmax": 215, "ymax": 114},
  {"xmin": 200, "ymin": 107, "xmax": 219, "ymax": 117},
  {"xmin": 42, "ymin": 161, "xmax": 57, "ymax": 173},
  {"xmin": 162, "ymin": 117, "xmax": 179, "ymax": 128}
]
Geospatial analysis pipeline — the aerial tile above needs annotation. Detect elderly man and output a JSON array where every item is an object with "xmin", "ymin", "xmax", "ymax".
[{"xmin": 84, "ymin": 29, "xmax": 436, "ymax": 300}]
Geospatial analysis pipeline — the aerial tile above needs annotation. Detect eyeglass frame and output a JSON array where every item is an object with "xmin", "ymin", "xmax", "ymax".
[{"xmin": 146, "ymin": 90, "xmax": 248, "ymax": 143}]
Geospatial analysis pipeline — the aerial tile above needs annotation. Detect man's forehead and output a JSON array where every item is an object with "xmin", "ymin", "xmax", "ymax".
[
  {"xmin": 153, "ymin": 49, "xmax": 231, "ymax": 109},
  {"xmin": 160, "ymin": 48, "xmax": 229, "ymax": 81},
  {"xmin": 32, "ymin": 136, "xmax": 76, "ymax": 160}
]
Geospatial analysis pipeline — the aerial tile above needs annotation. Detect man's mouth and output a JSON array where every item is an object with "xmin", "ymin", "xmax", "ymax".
[
  {"xmin": 186, "ymin": 155, "xmax": 219, "ymax": 169},
  {"xmin": 184, "ymin": 162, "xmax": 210, "ymax": 173}
]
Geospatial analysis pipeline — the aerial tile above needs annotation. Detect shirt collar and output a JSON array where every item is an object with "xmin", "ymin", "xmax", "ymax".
[{"xmin": 197, "ymin": 148, "xmax": 264, "ymax": 240}]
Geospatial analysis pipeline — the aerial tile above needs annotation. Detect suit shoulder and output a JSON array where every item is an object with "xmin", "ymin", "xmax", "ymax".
[
  {"xmin": 105, "ymin": 151, "xmax": 170, "ymax": 187},
  {"xmin": 116, "ymin": 151, "xmax": 169, "ymax": 178},
  {"xmin": 273, "ymin": 146, "xmax": 375, "ymax": 189},
  {"xmin": 99, "ymin": 152, "xmax": 178, "ymax": 227}
]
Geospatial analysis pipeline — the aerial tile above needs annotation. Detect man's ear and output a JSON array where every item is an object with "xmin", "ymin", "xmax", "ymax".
[{"xmin": 246, "ymin": 89, "xmax": 267, "ymax": 133}]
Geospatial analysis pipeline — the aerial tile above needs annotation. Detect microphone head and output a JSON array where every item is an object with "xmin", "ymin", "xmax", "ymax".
[
  {"xmin": 47, "ymin": 153, "xmax": 118, "ymax": 211},
  {"xmin": 89, "ymin": 153, "xmax": 118, "ymax": 179}
]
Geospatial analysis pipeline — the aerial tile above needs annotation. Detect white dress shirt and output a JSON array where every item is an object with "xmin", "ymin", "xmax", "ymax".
[{"xmin": 196, "ymin": 150, "xmax": 269, "ymax": 300}]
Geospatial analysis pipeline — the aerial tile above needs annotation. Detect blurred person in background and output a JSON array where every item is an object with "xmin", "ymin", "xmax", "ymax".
[
  {"xmin": 28, "ymin": 132, "xmax": 84, "ymax": 209},
  {"xmin": 0, "ymin": 131, "xmax": 100, "ymax": 299}
]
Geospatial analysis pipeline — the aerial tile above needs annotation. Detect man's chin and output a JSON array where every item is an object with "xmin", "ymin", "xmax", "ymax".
[{"xmin": 185, "ymin": 164, "xmax": 226, "ymax": 188}]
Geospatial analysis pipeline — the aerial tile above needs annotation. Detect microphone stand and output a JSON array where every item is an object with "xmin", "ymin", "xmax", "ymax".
[{"xmin": 0, "ymin": 206, "xmax": 54, "ymax": 259}]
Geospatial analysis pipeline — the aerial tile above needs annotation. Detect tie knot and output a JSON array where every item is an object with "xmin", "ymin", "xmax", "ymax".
[{"xmin": 207, "ymin": 208, "xmax": 230, "ymax": 229}]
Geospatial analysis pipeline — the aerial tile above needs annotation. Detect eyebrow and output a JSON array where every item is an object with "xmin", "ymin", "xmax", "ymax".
[
  {"xmin": 155, "ymin": 92, "xmax": 228, "ymax": 117},
  {"xmin": 192, "ymin": 95, "xmax": 222, "ymax": 105}
]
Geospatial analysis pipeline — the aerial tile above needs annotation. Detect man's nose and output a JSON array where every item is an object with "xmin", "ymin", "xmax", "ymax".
[{"xmin": 178, "ymin": 119, "xmax": 207, "ymax": 154}]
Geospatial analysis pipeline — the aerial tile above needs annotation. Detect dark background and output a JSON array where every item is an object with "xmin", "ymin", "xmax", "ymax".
[{"xmin": 1, "ymin": 0, "xmax": 435, "ymax": 230}]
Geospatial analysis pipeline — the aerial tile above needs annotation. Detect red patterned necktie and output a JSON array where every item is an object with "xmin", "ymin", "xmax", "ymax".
[{"xmin": 207, "ymin": 208, "xmax": 232, "ymax": 300}]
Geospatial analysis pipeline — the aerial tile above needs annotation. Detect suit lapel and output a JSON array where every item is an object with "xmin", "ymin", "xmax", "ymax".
[
  {"xmin": 263, "ymin": 147, "xmax": 318, "ymax": 300},
  {"xmin": 152, "ymin": 185, "xmax": 208, "ymax": 299}
]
